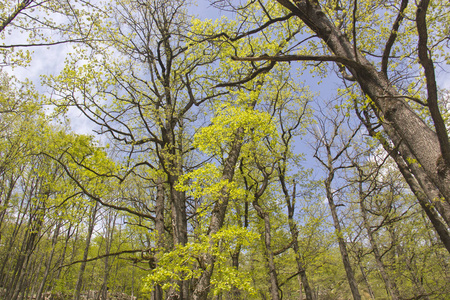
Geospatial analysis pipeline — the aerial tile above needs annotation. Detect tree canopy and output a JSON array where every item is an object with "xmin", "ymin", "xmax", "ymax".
[{"xmin": 0, "ymin": 0, "xmax": 449, "ymax": 299}]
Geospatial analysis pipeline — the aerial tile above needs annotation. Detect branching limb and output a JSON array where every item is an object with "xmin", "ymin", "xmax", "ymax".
[
  {"xmin": 0, "ymin": 0, "xmax": 34, "ymax": 34},
  {"xmin": 231, "ymin": 54, "xmax": 364, "ymax": 70},
  {"xmin": 381, "ymin": 0, "xmax": 409, "ymax": 76}
]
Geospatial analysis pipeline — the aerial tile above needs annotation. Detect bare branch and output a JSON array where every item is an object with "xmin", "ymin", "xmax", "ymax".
[
  {"xmin": 231, "ymin": 54, "xmax": 364, "ymax": 70},
  {"xmin": 381, "ymin": 0, "xmax": 409, "ymax": 75}
]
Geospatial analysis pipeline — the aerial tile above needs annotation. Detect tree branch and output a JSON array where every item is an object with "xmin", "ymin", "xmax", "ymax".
[
  {"xmin": 231, "ymin": 54, "xmax": 364, "ymax": 70},
  {"xmin": 381, "ymin": 0, "xmax": 408, "ymax": 76}
]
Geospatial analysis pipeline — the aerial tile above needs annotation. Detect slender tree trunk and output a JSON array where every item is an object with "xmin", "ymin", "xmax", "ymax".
[
  {"xmin": 254, "ymin": 208, "xmax": 280, "ymax": 300},
  {"xmin": 8, "ymin": 213, "xmax": 43, "ymax": 300},
  {"xmin": 361, "ymin": 124, "xmax": 450, "ymax": 253},
  {"xmin": 388, "ymin": 227, "xmax": 430, "ymax": 300},
  {"xmin": 26, "ymin": 250, "xmax": 45, "ymax": 300},
  {"xmin": 0, "ymin": 181, "xmax": 32, "ymax": 287},
  {"xmin": 357, "ymin": 261, "xmax": 375, "ymax": 300},
  {"xmin": 36, "ymin": 221, "xmax": 61, "ymax": 300},
  {"xmin": 252, "ymin": 171, "xmax": 279, "ymax": 299},
  {"xmin": 324, "ymin": 170, "xmax": 361, "ymax": 300},
  {"xmin": 153, "ymin": 175, "xmax": 165, "ymax": 300},
  {"xmin": 0, "ymin": 173, "xmax": 18, "ymax": 230},
  {"xmin": 192, "ymin": 127, "xmax": 245, "ymax": 300},
  {"xmin": 230, "ymin": 199, "xmax": 248, "ymax": 299},
  {"xmin": 280, "ymin": 176, "xmax": 314, "ymax": 300},
  {"xmin": 53, "ymin": 224, "xmax": 73, "ymax": 289},
  {"xmin": 100, "ymin": 212, "xmax": 116, "ymax": 300},
  {"xmin": 248, "ymin": 165, "xmax": 280, "ymax": 300},
  {"xmin": 73, "ymin": 202, "xmax": 98, "ymax": 300},
  {"xmin": 358, "ymin": 177, "xmax": 400, "ymax": 300}
]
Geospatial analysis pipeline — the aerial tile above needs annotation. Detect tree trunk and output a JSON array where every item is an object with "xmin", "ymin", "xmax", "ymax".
[
  {"xmin": 254, "ymin": 209, "xmax": 280, "ymax": 300},
  {"xmin": 36, "ymin": 220, "xmax": 61, "ymax": 300},
  {"xmin": 153, "ymin": 175, "xmax": 165, "ymax": 300},
  {"xmin": 361, "ymin": 124, "xmax": 450, "ymax": 253},
  {"xmin": 280, "ymin": 176, "xmax": 314, "ymax": 300},
  {"xmin": 0, "ymin": 179, "xmax": 32, "ymax": 287},
  {"xmin": 388, "ymin": 226, "xmax": 430, "ymax": 300},
  {"xmin": 230, "ymin": 191, "xmax": 249, "ymax": 299},
  {"xmin": 73, "ymin": 202, "xmax": 98, "ymax": 300},
  {"xmin": 8, "ymin": 213, "xmax": 43, "ymax": 300},
  {"xmin": 358, "ymin": 188, "xmax": 399, "ymax": 299},
  {"xmin": 252, "ymin": 168, "xmax": 280, "ymax": 300},
  {"xmin": 325, "ymin": 172, "xmax": 361, "ymax": 300},
  {"xmin": 100, "ymin": 212, "xmax": 116, "ymax": 300},
  {"xmin": 53, "ymin": 224, "xmax": 74, "ymax": 289},
  {"xmin": 192, "ymin": 127, "xmax": 245, "ymax": 300}
]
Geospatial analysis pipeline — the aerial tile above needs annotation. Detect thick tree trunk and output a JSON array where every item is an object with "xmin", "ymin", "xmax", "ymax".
[
  {"xmin": 160, "ymin": 116, "xmax": 189, "ymax": 300},
  {"xmin": 166, "ymin": 171, "xmax": 188, "ymax": 299}
]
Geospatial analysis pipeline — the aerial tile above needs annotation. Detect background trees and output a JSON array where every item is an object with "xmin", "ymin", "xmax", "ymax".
[{"xmin": 0, "ymin": 0, "xmax": 449, "ymax": 299}]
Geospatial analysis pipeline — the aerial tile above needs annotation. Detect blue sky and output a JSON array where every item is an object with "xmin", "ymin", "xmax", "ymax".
[{"xmin": 3, "ymin": 0, "xmax": 449, "ymax": 178}]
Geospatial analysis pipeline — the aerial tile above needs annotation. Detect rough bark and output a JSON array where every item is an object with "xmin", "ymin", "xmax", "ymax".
[{"xmin": 359, "ymin": 117, "xmax": 450, "ymax": 253}]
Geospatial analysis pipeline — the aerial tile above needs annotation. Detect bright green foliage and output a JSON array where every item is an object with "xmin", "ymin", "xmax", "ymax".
[
  {"xmin": 1, "ymin": 0, "xmax": 449, "ymax": 299},
  {"xmin": 143, "ymin": 226, "xmax": 258, "ymax": 295}
]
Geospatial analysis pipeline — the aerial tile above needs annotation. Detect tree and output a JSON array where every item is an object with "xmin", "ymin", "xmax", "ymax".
[
  {"xmin": 311, "ymin": 101, "xmax": 362, "ymax": 300},
  {"xmin": 45, "ymin": 0, "xmax": 228, "ymax": 298},
  {"xmin": 2, "ymin": 0, "xmax": 450, "ymax": 299},
  {"xmin": 210, "ymin": 0, "xmax": 450, "ymax": 244}
]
